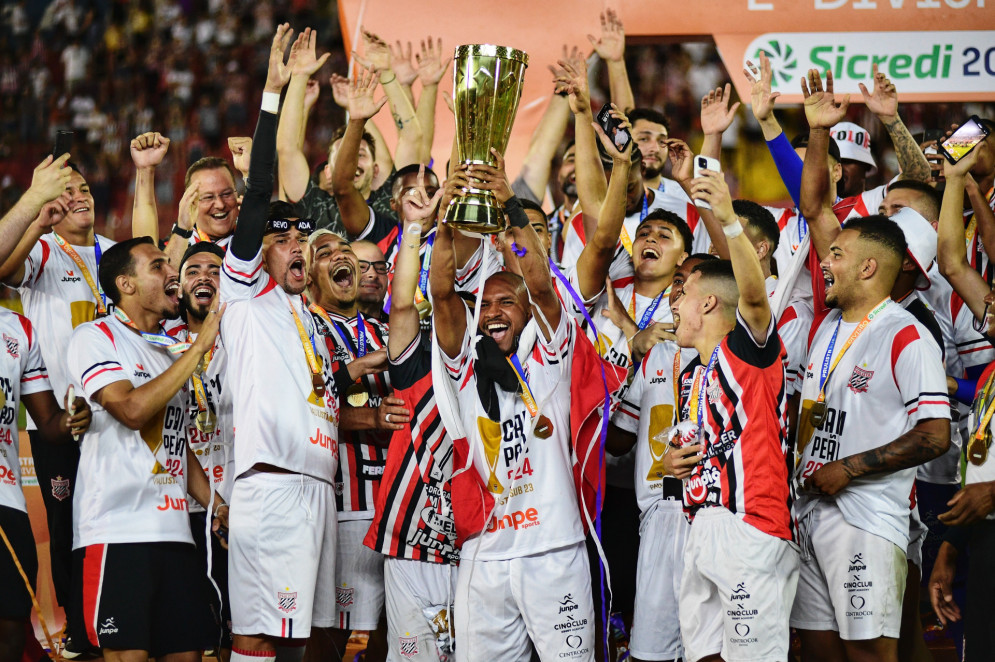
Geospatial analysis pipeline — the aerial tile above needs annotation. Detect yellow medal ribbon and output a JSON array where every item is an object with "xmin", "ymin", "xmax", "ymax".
[
  {"xmin": 672, "ymin": 349, "xmax": 682, "ymax": 427},
  {"xmin": 620, "ymin": 224, "xmax": 634, "ymax": 257},
  {"xmin": 52, "ymin": 233, "xmax": 106, "ymax": 316},
  {"xmin": 969, "ymin": 370, "xmax": 995, "ymax": 465},
  {"xmin": 288, "ymin": 298, "xmax": 325, "ymax": 398},
  {"xmin": 814, "ymin": 298, "xmax": 891, "ymax": 408},
  {"xmin": 506, "ymin": 355, "xmax": 539, "ymax": 418}
]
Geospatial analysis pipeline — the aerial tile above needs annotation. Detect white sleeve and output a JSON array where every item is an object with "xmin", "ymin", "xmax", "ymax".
[
  {"xmin": 893, "ymin": 324, "xmax": 952, "ymax": 423},
  {"xmin": 17, "ymin": 239, "xmax": 47, "ymax": 288},
  {"xmin": 953, "ymin": 303, "xmax": 995, "ymax": 370},
  {"xmin": 777, "ymin": 303, "xmax": 813, "ymax": 397},
  {"xmin": 613, "ymin": 356, "xmax": 645, "ymax": 434},
  {"xmin": 439, "ymin": 304, "xmax": 474, "ymax": 383},
  {"xmin": 455, "ymin": 239, "xmax": 503, "ymax": 296},
  {"xmin": 536, "ymin": 303, "xmax": 574, "ymax": 365},
  {"xmin": 18, "ymin": 316, "xmax": 51, "ymax": 396},
  {"xmin": 220, "ymin": 246, "xmax": 271, "ymax": 303},
  {"xmin": 68, "ymin": 323, "xmax": 129, "ymax": 401}
]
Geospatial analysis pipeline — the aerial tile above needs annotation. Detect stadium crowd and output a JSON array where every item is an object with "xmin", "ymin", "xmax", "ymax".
[{"xmin": 1, "ymin": 4, "xmax": 994, "ymax": 662}]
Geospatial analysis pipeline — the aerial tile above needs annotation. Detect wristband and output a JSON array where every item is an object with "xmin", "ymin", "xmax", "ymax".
[
  {"xmin": 213, "ymin": 500, "xmax": 227, "ymax": 517},
  {"xmin": 380, "ymin": 73, "xmax": 397, "ymax": 85},
  {"xmin": 261, "ymin": 91, "xmax": 281, "ymax": 114},
  {"xmin": 722, "ymin": 221, "xmax": 744, "ymax": 238},
  {"xmin": 504, "ymin": 197, "xmax": 529, "ymax": 229},
  {"xmin": 171, "ymin": 224, "xmax": 193, "ymax": 239}
]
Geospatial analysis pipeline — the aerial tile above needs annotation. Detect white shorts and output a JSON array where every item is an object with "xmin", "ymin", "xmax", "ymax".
[
  {"xmin": 229, "ymin": 471, "xmax": 337, "ymax": 639},
  {"xmin": 790, "ymin": 499, "xmax": 906, "ymax": 641},
  {"xmin": 334, "ymin": 518, "xmax": 385, "ymax": 630},
  {"xmin": 680, "ymin": 507, "xmax": 799, "ymax": 662},
  {"xmin": 630, "ymin": 500, "xmax": 688, "ymax": 661},
  {"xmin": 906, "ymin": 503, "xmax": 927, "ymax": 568},
  {"xmin": 384, "ymin": 557, "xmax": 458, "ymax": 662},
  {"xmin": 454, "ymin": 542, "xmax": 594, "ymax": 662}
]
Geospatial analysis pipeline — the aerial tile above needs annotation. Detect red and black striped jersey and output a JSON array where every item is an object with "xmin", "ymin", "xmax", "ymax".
[
  {"xmin": 316, "ymin": 309, "xmax": 391, "ymax": 519},
  {"xmin": 680, "ymin": 314, "xmax": 793, "ymax": 541},
  {"xmin": 364, "ymin": 330, "xmax": 458, "ymax": 564}
]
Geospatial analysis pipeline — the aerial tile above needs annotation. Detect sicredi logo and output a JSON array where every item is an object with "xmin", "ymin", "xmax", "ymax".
[{"xmin": 745, "ymin": 31, "xmax": 995, "ymax": 94}]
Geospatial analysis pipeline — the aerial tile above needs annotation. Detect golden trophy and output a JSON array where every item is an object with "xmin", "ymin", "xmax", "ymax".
[{"xmin": 446, "ymin": 44, "xmax": 529, "ymax": 233}]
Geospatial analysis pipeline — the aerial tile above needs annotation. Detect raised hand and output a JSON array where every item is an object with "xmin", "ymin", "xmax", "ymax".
[
  {"xmin": 130, "ymin": 132, "xmax": 170, "ymax": 169},
  {"xmin": 690, "ymin": 168, "xmax": 735, "ymax": 224},
  {"xmin": 264, "ymin": 23, "xmax": 297, "ymax": 93},
  {"xmin": 35, "ymin": 192, "xmax": 71, "ymax": 230},
  {"xmin": 591, "ymin": 104, "xmax": 633, "ymax": 162},
  {"xmin": 800, "ymin": 69, "xmax": 850, "ymax": 130},
  {"xmin": 664, "ymin": 138, "xmax": 694, "ymax": 185},
  {"xmin": 552, "ymin": 56, "xmax": 590, "ymax": 115},
  {"xmin": 468, "ymin": 149, "xmax": 514, "ymax": 204},
  {"xmin": 227, "ymin": 136, "xmax": 252, "ymax": 179},
  {"xmin": 400, "ymin": 164, "xmax": 444, "ymax": 225},
  {"xmin": 745, "ymin": 52, "xmax": 780, "ymax": 122},
  {"xmin": 303, "ymin": 78, "xmax": 320, "ymax": 112},
  {"xmin": 347, "ymin": 66, "xmax": 388, "ymax": 120},
  {"xmin": 389, "ymin": 40, "xmax": 418, "ymax": 86},
  {"xmin": 700, "ymin": 83, "xmax": 740, "ymax": 135},
  {"xmin": 176, "ymin": 181, "xmax": 200, "ymax": 231},
  {"xmin": 415, "ymin": 36, "xmax": 451, "ymax": 86},
  {"xmin": 329, "ymin": 73, "xmax": 349, "ymax": 108},
  {"xmin": 26, "ymin": 154, "xmax": 72, "ymax": 207},
  {"xmin": 858, "ymin": 63, "xmax": 898, "ymax": 120},
  {"xmin": 354, "ymin": 29, "xmax": 391, "ymax": 74},
  {"xmin": 588, "ymin": 8, "xmax": 625, "ymax": 63},
  {"xmin": 291, "ymin": 27, "xmax": 330, "ymax": 78}
]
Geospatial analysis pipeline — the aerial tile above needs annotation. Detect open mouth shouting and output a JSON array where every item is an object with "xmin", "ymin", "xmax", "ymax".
[
  {"xmin": 822, "ymin": 268, "xmax": 835, "ymax": 295},
  {"xmin": 287, "ymin": 257, "xmax": 306, "ymax": 284},
  {"xmin": 164, "ymin": 279, "xmax": 180, "ymax": 306},
  {"xmin": 485, "ymin": 320, "xmax": 511, "ymax": 344},
  {"xmin": 641, "ymin": 246, "xmax": 660, "ymax": 262},
  {"xmin": 191, "ymin": 282, "xmax": 216, "ymax": 307},
  {"xmin": 331, "ymin": 262, "xmax": 355, "ymax": 289}
]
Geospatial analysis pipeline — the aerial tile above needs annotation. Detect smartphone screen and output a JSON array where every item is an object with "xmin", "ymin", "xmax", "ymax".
[
  {"xmin": 940, "ymin": 117, "xmax": 989, "ymax": 164},
  {"xmin": 596, "ymin": 103, "xmax": 631, "ymax": 153}
]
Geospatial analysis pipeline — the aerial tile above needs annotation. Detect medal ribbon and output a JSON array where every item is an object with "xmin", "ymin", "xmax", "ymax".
[
  {"xmin": 53, "ymin": 233, "xmax": 106, "ymax": 315},
  {"xmin": 629, "ymin": 290, "xmax": 665, "ymax": 330},
  {"xmin": 113, "ymin": 308, "xmax": 190, "ymax": 353},
  {"xmin": 506, "ymin": 353, "xmax": 539, "ymax": 418},
  {"xmin": 689, "ymin": 345, "xmax": 721, "ymax": 431},
  {"xmin": 194, "ymin": 226, "xmax": 212, "ymax": 244},
  {"xmin": 815, "ymin": 298, "xmax": 890, "ymax": 406},
  {"xmin": 971, "ymin": 370, "xmax": 995, "ymax": 446},
  {"xmin": 416, "ymin": 233, "xmax": 435, "ymax": 305},
  {"xmin": 328, "ymin": 313, "xmax": 368, "ymax": 360},
  {"xmin": 672, "ymin": 349, "xmax": 682, "ymax": 426},
  {"xmin": 191, "ymin": 342, "xmax": 215, "ymax": 419},
  {"xmin": 287, "ymin": 298, "xmax": 323, "ymax": 387}
]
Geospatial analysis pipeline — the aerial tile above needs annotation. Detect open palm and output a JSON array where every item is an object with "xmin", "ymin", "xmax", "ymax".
[
  {"xmin": 292, "ymin": 28, "xmax": 330, "ymax": 77},
  {"xmin": 347, "ymin": 68, "xmax": 387, "ymax": 120},
  {"xmin": 801, "ymin": 69, "xmax": 849, "ymax": 130}
]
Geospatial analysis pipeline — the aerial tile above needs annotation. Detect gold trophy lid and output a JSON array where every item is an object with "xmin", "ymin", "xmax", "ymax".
[{"xmin": 454, "ymin": 44, "xmax": 529, "ymax": 66}]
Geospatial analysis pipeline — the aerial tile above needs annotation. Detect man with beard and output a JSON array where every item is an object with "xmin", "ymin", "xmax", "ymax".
[
  {"xmin": 303, "ymin": 228, "xmax": 409, "ymax": 662},
  {"xmin": 0, "ymin": 153, "xmax": 116, "ymax": 658},
  {"xmin": 431, "ymin": 160, "xmax": 625, "ymax": 660},
  {"xmin": 218, "ymin": 26, "xmax": 340, "ymax": 662},
  {"xmin": 66, "ymin": 236, "xmax": 225, "ymax": 662},
  {"xmin": 352, "ymin": 240, "xmax": 389, "ymax": 322},
  {"xmin": 167, "ymin": 242, "xmax": 233, "ymax": 659}
]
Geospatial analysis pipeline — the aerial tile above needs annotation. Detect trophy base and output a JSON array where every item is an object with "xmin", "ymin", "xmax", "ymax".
[{"xmin": 445, "ymin": 198, "xmax": 505, "ymax": 234}]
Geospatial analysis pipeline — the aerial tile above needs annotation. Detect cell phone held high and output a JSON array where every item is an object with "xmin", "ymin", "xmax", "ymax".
[
  {"xmin": 53, "ymin": 130, "xmax": 73, "ymax": 160},
  {"xmin": 693, "ymin": 155, "xmax": 721, "ymax": 210},
  {"xmin": 938, "ymin": 116, "xmax": 989, "ymax": 165},
  {"xmin": 596, "ymin": 103, "xmax": 631, "ymax": 153}
]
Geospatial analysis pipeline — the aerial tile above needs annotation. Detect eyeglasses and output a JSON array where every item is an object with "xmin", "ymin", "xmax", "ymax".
[
  {"xmin": 358, "ymin": 260, "xmax": 390, "ymax": 275},
  {"xmin": 198, "ymin": 190, "xmax": 237, "ymax": 206}
]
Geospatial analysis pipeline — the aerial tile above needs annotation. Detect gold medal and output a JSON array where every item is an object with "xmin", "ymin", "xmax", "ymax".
[
  {"xmin": 809, "ymin": 401, "xmax": 827, "ymax": 427},
  {"xmin": 195, "ymin": 410, "xmax": 217, "ymax": 434},
  {"xmin": 346, "ymin": 383, "xmax": 369, "ymax": 407},
  {"xmin": 535, "ymin": 415, "xmax": 553, "ymax": 439},
  {"xmin": 0, "ymin": 389, "xmax": 6, "ymax": 410},
  {"xmin": 311, "ymin": 373, "xmax": 326, "ymax": 399},
  {"xmin": 967, "ymin": 430, "xmax": 991, "ymax": 466},
  {"xmin": 415, "ymin": 297, "xmax": 433, "ymax": 320}
]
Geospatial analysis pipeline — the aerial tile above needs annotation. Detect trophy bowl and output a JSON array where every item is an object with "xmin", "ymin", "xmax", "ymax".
[{"xmin": 445, "ymin": 44, "xmax": 529, "ymax": 234}]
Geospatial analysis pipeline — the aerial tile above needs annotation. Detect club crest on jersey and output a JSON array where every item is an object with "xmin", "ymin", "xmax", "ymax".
[
  {"xmin": 399, "ymin": 635, "xmax": 418, "ymax": 658},
  {"xmin": 336, "ymin": 586, "xmax": 354, "ymax": 608},
  {"xmin": 277, "ymin": 591, "xmax": 297, "ymax": 613},
  {"xmin": 707, "ymin": 379, "xmax": 722, "ymax": 404},
  {"xmin": 51, "ymin": 475, "xmax": 70, "ymax": 501},
  {"xmin": 847, "ymin": 366, "xmax": 873, "ymax": 394},
  {"xmin": 3, "ymin": 334, "xmax": 18, "ymax": 358}
]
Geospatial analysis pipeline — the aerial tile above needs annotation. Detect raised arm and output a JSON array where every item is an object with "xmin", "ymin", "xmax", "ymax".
[
  {"xmin": 699, "ymin": 84, "xmax": 740, "ymax": 160},
  {"xmin": 588, "ymin": 9, "xmax": 633, "ymax": 113},
  {"xmin": 575, "ymin": 107, "xmax": 632, "ymax": 300},
  {"xmin": 429, "ymin": 173, "xmax": 469, "ymax": 358},
  {"xmin": 859, "ymin": 63, "xmax": 930, "ymax": 183},
  {"xmin": 692, "ymin": 168, "xmax": 771, "ymax": 340},
  {"xmin": 130, "ymin": 132, "xmax": 170, "ymax": 243},
  {"xmin": 937, "ymin": 149, "xmax": 990, "ymax": 321},
  {"xmin": 0, "ymin": 155, "xmax": 72, "ymax": 284},
  {"xmin": 332, "ymin": 72, "xmax": 394, "ymax": 186},
  {"xmin": 355, "ymin": 30, "xmax": 423, "ymax": 169},
  {"xmin": 230, "ymin": 24, "xmax": 298, "ymax": 261},
  {"xmin": 799, "ymin": 69, "xmax": 849, "ymax": 260},
  {"xmin": 332, "ymin": 67, "xmax": 388, "ymax": 237},
  {"xmin": 276, "ymin": 30, "xmax": 330, "ymax": 203},
  {"xmin": 389, "ymin": 165, "xmax": 442, "ymax": 358},
  {"xmin": 667, "ymin": 137, "xmax": 728, "ymax": 259},
  {"xmin": 747, "ymin": 53, "xmax": 802, "ymax": 206},
  {"xmin": 414, "ymin": 37, "xmax": 451, "ymax": 163}
]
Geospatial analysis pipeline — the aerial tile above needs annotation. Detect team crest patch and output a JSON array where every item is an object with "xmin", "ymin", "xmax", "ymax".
[
  {"xmin": 3, "ymin": 334, "xmax": 18, "ymax": 358},
  {"xmin": 51, "ymin": 476, "xmax": 70, "ymax": 501},
  {"xmin": 336, "ymin": 586, "xmax": 354, "ymax": 607},
  {"xmin": 847, "ymin": 366, "xmax": 873, "ymax": 394},
  {"xmin": 707, "ymin": 379, "xmax": 722, "ymax": 404},
  {"xmin": 277, "ymin": 591, "xmax": 298, "ymax": 613},
  {"xmin": 399, "ymin": 635, "xmax": 418, "ymax": 658}
]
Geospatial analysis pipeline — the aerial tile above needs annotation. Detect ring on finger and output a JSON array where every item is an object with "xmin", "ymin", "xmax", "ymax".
[{"xmin": 386, "ymin": 413, "xmax": 392, "ymax": 424}]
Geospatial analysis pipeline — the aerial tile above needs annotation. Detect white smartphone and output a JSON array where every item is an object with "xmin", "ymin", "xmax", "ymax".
[{"xmin": 693, "ymin": 155, "xmax": 722, "ymax": 210}]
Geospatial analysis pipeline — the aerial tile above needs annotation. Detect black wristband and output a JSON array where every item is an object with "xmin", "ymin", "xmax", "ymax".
[
  {"xmin": 171, "ymin": 224, "xmax": 193, "ymax": 239},
  {"xmin": 504, "ymin": 196, "xmax": 529, "ymax": 229}
]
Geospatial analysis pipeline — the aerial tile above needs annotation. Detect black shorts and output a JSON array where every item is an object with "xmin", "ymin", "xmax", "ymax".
[
  {"xmin": 0, "ymin": 505, "xmax": 37, "ymax": 620},
  {"xmin": 80, "ymin": 541, "xmax": 215, "ymax": 656},
  {"xmin": 189, "ymin": 511, "xmax": 231, "ymax": 648}
]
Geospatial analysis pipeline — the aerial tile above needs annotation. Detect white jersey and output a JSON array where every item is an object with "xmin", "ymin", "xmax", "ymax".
[
  {"xmin": 17, "ymin": 233, "xmax": 116, "ymax": 425},
  {"xmin": 794, "ymin": 302, "xmax": 950, "ymax": 549},
  {"xmin": 220, "ymin": 247, "xmax": 339, "ymax": 482},
  {"xmin": 189, "ymin": 232, "xmax": 233, "ymax": 250},
  {"xmin": 841, "ymin": 184, "xmax": 888, "ymax": 221},
  {"xmin": 614, "ymin": 342, "xmax": 695, "ymax": 513},
  {"xmin": 587, "ymin": 283, "xmax": 673, "ymax": 372},
  {"xmin": 67, "ymin": 314, "xmax": 193, "ymax": 547},
  {"xmin": 166, "ymin": 322, "xmax": 233, "ymax": 513},
  {"xmin": 0, "ymin": 311, "xmax": 51, "ymax": 513},
  {"xmin": 778, "ymin": 300, "xmax": 815, "ymax": 398},
  {"xmin": 442, "ymin": 305, "xmax": 584, "ymax": 560}
]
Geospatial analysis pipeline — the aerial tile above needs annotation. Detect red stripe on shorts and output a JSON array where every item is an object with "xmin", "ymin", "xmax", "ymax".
[{"xmin": 82, "ymin": 544, "xmax": 106, "ymax": 647}]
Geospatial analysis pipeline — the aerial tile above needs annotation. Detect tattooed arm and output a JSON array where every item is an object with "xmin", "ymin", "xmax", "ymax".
[
  {"xmin": 805, "ymin": 417, "xmax": 949, "ymax": 496},
  {"xmin": 860, "ymin": 64, "xmax": 930, "ymax": 183}
]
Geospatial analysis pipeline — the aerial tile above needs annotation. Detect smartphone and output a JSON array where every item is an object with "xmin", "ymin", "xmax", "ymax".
[
  {"xmin": 596, "ymin": 103, "xmax": 631, "ymax": 153},
  {"xmin": 938, "ymin": 116, "xmax": 990, "ymax": 165},
  {"xmin": 693, "ymin": 155, "xmax": 722, "ymax": 210},
  {"xmin": 53, "ymin": 130, "xmax": 73, "ymax": 159}
]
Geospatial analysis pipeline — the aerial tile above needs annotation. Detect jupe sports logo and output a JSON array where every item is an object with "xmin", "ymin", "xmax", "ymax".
[{"xmin": 744, "ymin": 31, "xmax": 995, "ymax": 95}]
